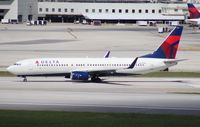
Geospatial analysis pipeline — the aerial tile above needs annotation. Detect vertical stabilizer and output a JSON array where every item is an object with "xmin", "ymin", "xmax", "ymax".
[
  {"xmin": 187, "ymin": 3, "xmax": 200, "ymax": 19},
  {"xmin": 141, "ymin": 26, "xmax": 183, "ymax": 59}
]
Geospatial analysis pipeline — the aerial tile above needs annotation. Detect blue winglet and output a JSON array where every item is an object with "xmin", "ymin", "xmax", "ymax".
[
  {"xmin": 128, "ymin": 57, "xmax": 138, "ymax": 69},
  {"xmin": 104, "ymin": 51, "xmax": 110, "ymax": 58}
]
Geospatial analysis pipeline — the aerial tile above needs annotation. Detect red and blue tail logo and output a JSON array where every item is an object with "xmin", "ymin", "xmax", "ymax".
[
  {"xmin": 187, "ymin": 3, "xmax": 200, "ymax": 19},
  {"xmin": 142, "ymin": 26, "xmax": 183, "ymax": 59}
]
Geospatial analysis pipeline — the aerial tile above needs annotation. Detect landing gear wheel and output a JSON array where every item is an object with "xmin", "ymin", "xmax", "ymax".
[
  {"xmin": 163, "ymin": 68, "xmax": 169, "ymax": 72},
  {"xmin": 91, "ymin": 76, "xmax": 102, "ymax": 82},
  {"xmin": 23, "ymin": 77, "xmax": 27, "ymax": 82}
]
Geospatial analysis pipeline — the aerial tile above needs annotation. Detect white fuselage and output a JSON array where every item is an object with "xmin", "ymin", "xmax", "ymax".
[
  {"xmin": 186, "ymin": 18, "xmax": 200, "ymax": 25},
  {"xmin": 7, "ymin": 57, "xmax": 176, "ymax": 77}
]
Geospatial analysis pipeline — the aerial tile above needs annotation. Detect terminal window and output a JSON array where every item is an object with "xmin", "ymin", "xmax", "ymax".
[
  {"xmin": 46, "ymin": 8, "xmax": 49, "ymax": 12},
  {"xmin": 152, "ymin": 9, "xmax": 155, "ymax": 13},
  {"xmin": 125, "ymin": 9, "xmax": 128, "ymax": 13},
  {"xmin": 139, "ymin": 9, "xmax": 142, "ymax": 13},
  {"xmin": 39, "ymin": 8, "xmax": 42, "ymax": 12},
  {"xmin": 145, "ymin": 9, "xmax": 148, "ymax": 13},
  {"xmin": 65, "ymin": 8, "xmax": 67, "ymax": 12},
  {"xmin": 58, "ymin": 8, "xmax": 61, "ymax": 12},
  {"xmin": 159, "ymin": 9, "xmax": 162, "ymax": 13},
  {"xmin": 132, "ymin": 9, "xmax": 135, "ymax": 13},
  {"xmin": 119, "ymin": 9, "xmax": 122, "ymax": 13},
  {"xmin": 105, "ymin": 9, "xmax": 109, "ymax": 13},
  {"xmin": 71, "ymin": 9, "xmax": 74, "ymax": 13},
  {"xmin": 52, "ymin": 8, "xmax": 55, "ymax": 12},
  {"xmin": 99, "ymin": 9, "xmax": 102, "ymax": 13}
]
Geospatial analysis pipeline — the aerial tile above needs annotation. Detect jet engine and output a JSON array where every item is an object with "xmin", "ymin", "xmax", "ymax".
[{"xmin": 70, "ymin": 71, "xmax": 89, "ymax": 81}]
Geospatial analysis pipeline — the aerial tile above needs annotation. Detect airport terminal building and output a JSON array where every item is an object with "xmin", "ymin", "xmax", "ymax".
[
  {"xmin": 0, "ymin": 0, "xmax": 38, "ymax": 23},
  {"xmin": 0, "ymin": 0, "xmax": 199, "ymax": 23}
]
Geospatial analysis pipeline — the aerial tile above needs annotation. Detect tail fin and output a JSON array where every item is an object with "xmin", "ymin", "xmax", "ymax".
[
  {"xmin": 187, "ymin": 3, "xmax": 200, "ymax": 19},
  {"xmin": 142, "ymin": 26, "xmax": 183, "ymax": 59}
]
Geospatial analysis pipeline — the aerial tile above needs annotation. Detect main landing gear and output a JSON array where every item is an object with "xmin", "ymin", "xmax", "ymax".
[
  {"xmin": 91, "ymin": 75, "xmax": 102, "ymax": 82},
  {"xmin": 22, "ymin": 76, "xmax": 27, "ymax": 82}
]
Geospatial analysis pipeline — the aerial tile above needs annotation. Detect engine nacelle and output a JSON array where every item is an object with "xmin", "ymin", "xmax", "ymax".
[{"xmin": 70, "ymin": 71, "xmax": 89, "ymax": 81}]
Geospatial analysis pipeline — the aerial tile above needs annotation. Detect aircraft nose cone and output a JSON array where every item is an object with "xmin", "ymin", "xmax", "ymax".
[
  {"xmin": 6, "ymin": 66, "xmax": 14, "ymax": 74},
  {"xmin": 6, "ymin": 66, "xmax": 11, "ymax": 71}
]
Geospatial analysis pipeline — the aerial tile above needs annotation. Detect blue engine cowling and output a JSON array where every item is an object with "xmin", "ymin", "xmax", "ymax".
[{"xmin": 70, "ymin": 71, "xmax": 89, "ymax": 81}]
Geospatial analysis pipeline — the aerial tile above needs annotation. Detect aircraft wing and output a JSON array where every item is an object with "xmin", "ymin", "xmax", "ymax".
[{"xmin": 71, "ymin": 57, "xmax": 138, "ymax": 76}]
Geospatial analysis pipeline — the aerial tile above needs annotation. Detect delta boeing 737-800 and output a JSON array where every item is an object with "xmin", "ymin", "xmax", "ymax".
[{"xmin": 7, "ymin": 26, "xmax": 184, "ymax": 82}]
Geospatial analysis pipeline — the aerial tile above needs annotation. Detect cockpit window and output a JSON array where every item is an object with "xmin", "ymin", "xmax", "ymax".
[{"xmin": 14, "ymin": 63, "xmax": 21, "ymax": 66}]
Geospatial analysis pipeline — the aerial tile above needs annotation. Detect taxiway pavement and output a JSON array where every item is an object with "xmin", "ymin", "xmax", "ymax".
[{"xmin": 0, "ymin": 77, "xmax": 200, "ymax": 115}]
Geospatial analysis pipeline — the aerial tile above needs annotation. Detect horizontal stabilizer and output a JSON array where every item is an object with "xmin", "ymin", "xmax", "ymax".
[{"xmin": 164, "ymin": 59, "xmax": 187, "ymax": 65}]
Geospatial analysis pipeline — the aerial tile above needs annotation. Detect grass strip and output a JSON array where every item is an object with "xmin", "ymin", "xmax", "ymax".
[
  {"xmin": 0, "ymin": 71, "xmax": 15, "ymax": 77},
  {"xmin": 0, "ymin": 110, "xmax": 200, "ymax": 127}
]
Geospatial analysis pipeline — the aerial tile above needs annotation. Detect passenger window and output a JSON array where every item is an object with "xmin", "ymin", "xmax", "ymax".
[
  {"xmin": 85, "ymin": 9, "xmax": 89, "ymax": 13},
  {"xmin": 92, "ymin": 9, "xmax": 95, "ymax": 13},
  {"xmin": 112, "ymin": 9, "xmax": 115, "ymax": 13}
]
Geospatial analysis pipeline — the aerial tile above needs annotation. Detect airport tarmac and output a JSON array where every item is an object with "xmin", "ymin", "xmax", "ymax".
[
  {"xmin": 0, "ymin": 77, "xmax": 200, "ymax": 115},
  {"xmin": 0, "ymin": 23, "xmax": 199, "ymax": 71},
  {"xmin": 0, "ymin": 23, "xmax": 200, "ymax": 115}
]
